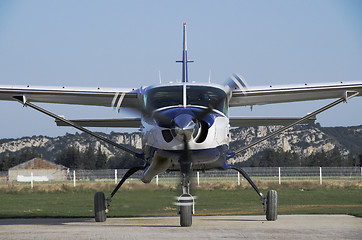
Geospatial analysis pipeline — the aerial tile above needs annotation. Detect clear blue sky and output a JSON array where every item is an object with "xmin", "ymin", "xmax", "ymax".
[{"xmin": 0, "ymin": 0, "xmax": 361, "ymax": 138}]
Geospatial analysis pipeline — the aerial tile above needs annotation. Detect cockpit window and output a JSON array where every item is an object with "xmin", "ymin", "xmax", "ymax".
[
  {"xmin": 186, "ymin": 86, "xmax": 227, "ymax": 114},
  {"xmin": 144, "ymin": 86, "xmax": 183, "ymax": 110},
  {"xmin": 144, "ymin": 85, "xmax": 228, "ymax": 115}
]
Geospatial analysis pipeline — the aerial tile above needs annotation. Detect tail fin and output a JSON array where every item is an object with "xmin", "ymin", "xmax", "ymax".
[
  {"xmin": 182, "ymin": 22, "xmax": 188, "ymax": 83},
  {"xmin": 177, "ymin": 22, "xmax": 193, "ymax": 83}
]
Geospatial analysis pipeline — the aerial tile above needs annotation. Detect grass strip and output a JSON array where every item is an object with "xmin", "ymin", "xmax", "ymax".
[{"xmin": 0, "ymin": 183, "xmax": 361, "ymax": 218}]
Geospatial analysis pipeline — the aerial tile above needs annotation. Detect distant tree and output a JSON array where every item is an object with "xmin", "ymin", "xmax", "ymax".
[
  {"xmin": 328, "ymin": 150, "xmax": 343, "ymax": 167},
  {"xmin": 95, "ymin": 146, "xmax": 108, "ymax": 169},
  {"xmin": 0, "ymin": 154, "xmax": 11, "ymax": 171},
  {"xmin": 344, "ymin": 153, "xmax": 361, "ymax": 167},
  {"xmin": 239, "ymin": 148, "xmax": 353, "ymax": 167},
  {"xmin": 56, "ymin": 146, "xmax": 81, "ymax": 168},
  {"xmin": 303, "ymin": 150, "xmax": 343, "ymax": 167},
  {"xmin": 0, "ymin": 149, "xmax": 40, "ymax": 171},
  {"xmin": 82, "ymin": 144, "xmax": 96, "ymax": 169},
  {"xmin": 257, "ymin": 148, "xmax": 301, "ymax": 167},
  {"xmin": 18, "ymin": 149, "xmax": 40, "ymax": 163},
  {"xmin": 108, "ymin": 152, "xmax": 144, "ymax": 169}
]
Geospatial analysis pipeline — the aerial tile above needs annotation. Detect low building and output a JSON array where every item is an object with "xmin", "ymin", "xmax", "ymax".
[{"xmin": 8, "ymin": 158, "xmax": 68, "ymax": 182}]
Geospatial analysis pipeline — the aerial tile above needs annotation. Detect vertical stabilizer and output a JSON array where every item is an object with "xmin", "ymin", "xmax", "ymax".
[
  {"xmin": 182, "ymin": 22, "xmax": 188, "ymax": 83},
  {"xmin": 177, "ymin": 22, "xmax": 193, "ymax": 83}
]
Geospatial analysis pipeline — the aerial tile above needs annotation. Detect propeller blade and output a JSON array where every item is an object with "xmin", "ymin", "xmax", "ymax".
[
  {"xmin": 225, "ymin": 73, "xmax": 249, "ymax": 92},
  {"xmin": 193, "ymin": 73, "xmax": 248, "ymax": 121}
]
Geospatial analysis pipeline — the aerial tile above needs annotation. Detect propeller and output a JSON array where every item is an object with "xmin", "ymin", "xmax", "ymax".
[
  {"xmin": 225, "ymin": 73, "xmax": 249, "ymax": 93},
  {"xmin": 191, "ymin": 73, "xmax": 248, "ymax": 121}
]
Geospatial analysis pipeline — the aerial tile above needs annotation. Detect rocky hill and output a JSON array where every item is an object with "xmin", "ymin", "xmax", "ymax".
[
  {"xmin": 228, "ymin": 125, "xmax": 362, "ymax": 164},
  {"xmin": 0, "ymin": 125, "xmax": 361, "ymax": 165}
]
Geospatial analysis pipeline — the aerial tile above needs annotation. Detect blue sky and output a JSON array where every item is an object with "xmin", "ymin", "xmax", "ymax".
[{"xmin": 0, "ymin": 0, "xmax": 361, "ymax": 138}]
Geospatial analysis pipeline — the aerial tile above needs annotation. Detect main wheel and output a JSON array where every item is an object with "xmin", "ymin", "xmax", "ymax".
[
  {"xmin": 266, "ymin": 190, "xmax": 278, "ymax": 221},
  {"xmin": 94, "ymin": 192, "xmax": 107, "ymax": 222}
]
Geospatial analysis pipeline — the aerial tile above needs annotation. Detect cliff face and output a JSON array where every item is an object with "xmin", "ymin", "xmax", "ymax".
[
  {"xmin": 227, "ymin": 125, "xmax": 355, "ymax": 164},
  {"xmin": 0, "ymin": 132, "xmax": 142, "ymax": 162},
  {"xmin": 0, "ymin": 125, "xmax": 361, "ymax": 163}
]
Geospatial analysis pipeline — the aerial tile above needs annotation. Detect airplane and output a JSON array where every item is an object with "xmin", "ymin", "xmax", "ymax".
[{"xmin": 0, "ymin": 22, "xmax": 361, "ymax": 227}]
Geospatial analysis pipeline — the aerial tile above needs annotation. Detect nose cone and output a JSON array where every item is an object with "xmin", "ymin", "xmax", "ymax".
[{"xmin": 174, "ymin": 114, "xmax": 195, "ymax": 141}]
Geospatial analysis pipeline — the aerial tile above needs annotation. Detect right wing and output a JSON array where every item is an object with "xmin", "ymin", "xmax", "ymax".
[
  {"xmin": 229, "ymin": 116, "xmax": 316, "ymax": 127},
  {"xmin": 0, "ymin": 85, "xmax": 140, "ymax": 109},
  {"xmin": 229, "ymin": 81, "xmax": 362, "ymax": 107}
]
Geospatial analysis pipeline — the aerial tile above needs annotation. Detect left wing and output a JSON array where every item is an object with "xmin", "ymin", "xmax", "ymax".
[
  {"xmin": 0, "ymin": 85, "xmax": 140, "ymax": 109},
  {"xmin": 229, "ymin": 81, "xmax": 362, "ymax": 107}
]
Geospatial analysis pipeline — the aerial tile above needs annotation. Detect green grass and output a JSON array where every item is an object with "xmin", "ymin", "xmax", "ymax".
[{"xmin": 0, "ymin": 183, "xmax": 361, "ymax": 218}]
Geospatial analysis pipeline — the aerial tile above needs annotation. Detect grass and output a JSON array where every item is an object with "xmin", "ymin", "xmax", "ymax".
[{"xmin": 0, "ymin": 181, "xmax": 361, "ymax": 218}]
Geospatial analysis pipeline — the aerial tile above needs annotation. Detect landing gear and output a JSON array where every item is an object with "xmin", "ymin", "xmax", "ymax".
[
  {"xmin": 179, "ymin": 194, "xmax": 193, "ymax": 227},
  {"xmin": 176, "ymin": 134, "xmax": 194, "ymax": 227},
  {"xmin": 230, "ymin": 166, "xmax": 278, "ymax": 221},
  {"xmin": 266, "ymin": 190, "xmax": 278, "ymax": 221},
  {"xmin": 178, "ymin": 173, "xmax": 194, "ymax": 227},
  {"xmin": 94, "ymin": 165, "xmax": 145, "ymax": 222},
  {"xmin": 94, "ymin": 192, "xmax": 106, "ymax": 222}
]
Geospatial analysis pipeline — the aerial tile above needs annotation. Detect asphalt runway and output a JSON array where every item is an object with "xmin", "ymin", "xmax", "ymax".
[{"xmin": 0, "ymin": 215, "xmax": 361, "ymax": 240}]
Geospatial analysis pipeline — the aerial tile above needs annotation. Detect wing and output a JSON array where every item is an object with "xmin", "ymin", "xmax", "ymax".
[
  {"xmin": 0, "ymin": 85, "xmax": 140, "ymax": 109},
  {"xmin": 229, "ymin": 116, "xmax": 316, "ymax": 127},
  {"xmin": 55, "ymin": 118, "xmax": 142, "ymax": 128},
  {"xmin": 229, "ymin": 81, "xmax": 362, "ymax": 107}
]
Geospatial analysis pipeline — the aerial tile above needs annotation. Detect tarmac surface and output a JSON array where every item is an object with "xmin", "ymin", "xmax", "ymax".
[{"xmin": 0, "ymin": 215, "xmax": 361, "ymax": 240}]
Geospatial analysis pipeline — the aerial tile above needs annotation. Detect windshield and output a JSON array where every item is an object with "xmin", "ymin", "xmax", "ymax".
[{"xmin": 144, "ymin": 85, "xmax": 228, "ymax": 114}]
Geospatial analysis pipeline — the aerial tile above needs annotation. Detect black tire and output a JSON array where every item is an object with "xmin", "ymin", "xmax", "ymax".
[
  {"xmin": 94, "ymin": 192, "xmax": 107, "ymax": 222},
  {"xmin": 266, "ymin": 190, "xmax": 278, "ymax": 221},
  {"xmin": 180, "ymin": 204, "xmax": 192, "ymax": 227}
]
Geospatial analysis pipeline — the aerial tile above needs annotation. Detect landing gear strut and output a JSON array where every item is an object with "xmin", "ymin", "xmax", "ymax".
[
  {"xmin": 176, "ymin": 134, "xmax": 194, "ymax": 227},
  {"xmin": 94, "ymin": 165, "xmax": 146, "ymax": 222},
  {"xmin": 230, "ymin": 166, "xmax": 278, "ymax": 221}
]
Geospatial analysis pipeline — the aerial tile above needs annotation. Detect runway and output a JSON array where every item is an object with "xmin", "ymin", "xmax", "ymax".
[{"xmin": 0, "ymin": 215, "xmax": 361, "ymax": 240}]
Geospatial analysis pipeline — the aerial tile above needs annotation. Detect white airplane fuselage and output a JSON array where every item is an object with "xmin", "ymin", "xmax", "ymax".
[{"xmin": 139, "ymin": 82, "xmax": 232, "ymax": 182}]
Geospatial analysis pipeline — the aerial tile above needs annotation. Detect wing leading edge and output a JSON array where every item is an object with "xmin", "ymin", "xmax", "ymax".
[
  {"xmin": 229, "ymin": 81, "xmax": 362, "ymax": 107},
  {"xmin": 0, "ymin": 85, "xmax": 140, "ymax": 109}
]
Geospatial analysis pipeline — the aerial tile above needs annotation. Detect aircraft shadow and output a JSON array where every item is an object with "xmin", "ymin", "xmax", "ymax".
[
  {"xmin": 0, "ymin": 216, "xmax": 264, "ymax": 227},
  {"xmin": 0, "ymin": 218, "xmax": 91, "ymax": 226},
  {"xmin": 0, "ymin": 218, "xmax": 180, "ymax": 227},
  {"xmin": 200, "ymin": 217, "xmax": 265, "ymax": 222}
]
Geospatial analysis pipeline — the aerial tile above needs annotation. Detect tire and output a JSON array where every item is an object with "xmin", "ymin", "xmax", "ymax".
[
  {"xmin": 180, "ymin": 204, "xmax": 192, "ymax": 227},
  {"xmin": 94, "ymin": 192, "xmax": 107, "ymax": 222},
  {"xmin": 179, "ymin": 194, "xmax": 193, "ymax": 227},
  {"xmin": 266, "ymin": 190, "xmax": 278, "ymax": 221}
]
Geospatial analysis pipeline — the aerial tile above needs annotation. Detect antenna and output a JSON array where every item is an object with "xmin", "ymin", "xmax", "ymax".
[
  {"xmin": 158, "ymin": 71, "xmax": 162, "ymax": 84},
  {"xmin": 208, "ymin": 70, "xmax": 211, "ymax": 83}
]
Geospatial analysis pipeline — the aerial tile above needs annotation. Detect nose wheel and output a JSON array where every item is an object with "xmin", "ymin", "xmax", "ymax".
[
  {"xmin": 178, "ymin": 174, "xmax": 194, "ymax": 227},
  {"xmin": 178, "ymin": 193, "xmax": 194, "ymax": 227}
]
